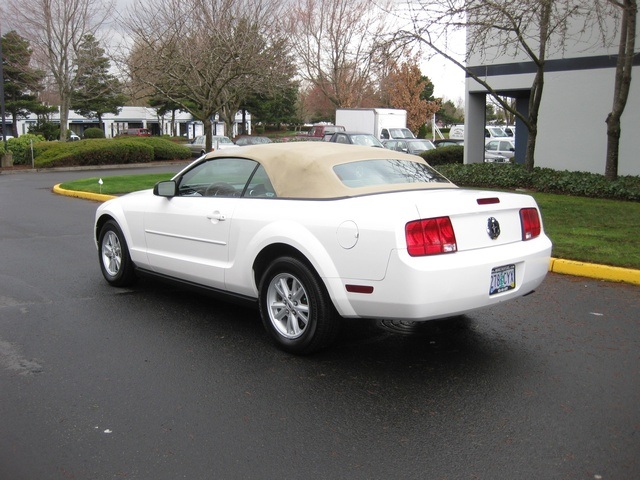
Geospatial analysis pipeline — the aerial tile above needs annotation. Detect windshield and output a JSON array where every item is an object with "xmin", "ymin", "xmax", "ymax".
[
  {"xmin": 388, "ymin": 128, "xmax": 415, "ymax": 139},
  {"xmin": 487, "ymin": 127, "xmax": 507, "ymax": 137},
  {"xmin": 350, "ymin": 134, "xmax": 384, "ymax": 147},
  {"xmin": 408, "ymin": 140, "xmax": 435, "ymax": 152}
]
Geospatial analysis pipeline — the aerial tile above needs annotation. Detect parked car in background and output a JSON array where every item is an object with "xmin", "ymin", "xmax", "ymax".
[
  {"xmin": 434, "ymin": 138, "xmax": 509, "ymax": 163},
  {"xmin": 485, "ymin": 138, "xmax": 516, "ymax": 159},
  {"xmin": 383, "ymin": 138, "xmax": 436, "ymax": 155},
  {"xmin": 95, "ymin": 142, "xmax": 552, "ymax": 354},
  {"xmin": 121, "ymin": 128, "xmax": 151, "ymax": 137},
  {"xmin": 307, "ymin": 124, "xmax": 345, "ymax": 140},
  {"xmin": 449, "ymin": 125, "xmax": 513, "ymax": 141},
  {"xmin": 68, "ymin": 133, "xmax": 81, "ymax": 141},
  {"xmin": 235, "ymin": 136, "xmax": 272, "ymax": 146},
  {"xmin": 186, "ymin": 135, "xmax": 238, "ymax": 156},
  {"xmin": 326, "ymin": 131, "xmax": 384, "ymax": 147},
  {"xmin": 485, "ymin": 126, "xmax": 510, "ymax": 139},
  {"xmin": 484, "ymin": 152, "xmax": 511, "ymax": 163},
  {"xmin": 433, "ymin": 139, "xmax": 463, "ymax": 148}
]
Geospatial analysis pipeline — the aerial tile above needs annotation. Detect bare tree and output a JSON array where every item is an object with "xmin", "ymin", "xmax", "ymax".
[
  {"xmin": 123, "ymin": 0, "xmax": 288, "ymax": 151},
  {"xmin": 288, "ymin": 0, "xmax": 393, "ymax": 110},
  {"xmin": 602, "ymin": 0, "xmax": 637, "ymax": 180},
  {"xmin": 392, "ymin": 0, "xmax": 587, "ymax": 171},
  {"xmin": 6, "ymin": 0, "xmax": 113, "ymax": 140}
]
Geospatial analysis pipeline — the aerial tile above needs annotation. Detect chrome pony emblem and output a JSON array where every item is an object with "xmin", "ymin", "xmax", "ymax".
[{"xmin": 487, "ymin": 217, "xmax": 501, "ymax": 240}]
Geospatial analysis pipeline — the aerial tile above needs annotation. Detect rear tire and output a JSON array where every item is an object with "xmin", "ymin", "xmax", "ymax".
[
  {"xmin": 98, "ymin": 220, "xmax": 136, "ymax": 287},
  {"xmin": 258, "ymin": 256, "xmax": 340, "ymax": 354}
]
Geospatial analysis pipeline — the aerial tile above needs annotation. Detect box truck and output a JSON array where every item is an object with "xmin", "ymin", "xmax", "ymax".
[{"xmin": 335, "ymin": 108, "xmax": 415, "ymax": 140}]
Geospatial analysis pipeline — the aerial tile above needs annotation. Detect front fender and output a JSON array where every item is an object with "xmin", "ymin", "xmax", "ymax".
[{"xmin": 94, "ymin": 194, "xmax": 149, "ymax": 267}]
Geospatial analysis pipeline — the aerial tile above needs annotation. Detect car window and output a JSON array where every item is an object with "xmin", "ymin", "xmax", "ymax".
[
  {"xmin": 334, "ymin": 134, "xmax": 349, "ymax": 144},
  {"xmin": 486, "ymin": 141, "xmax": 498, "ymax": 151},
  {"xmin": 177, "ymin": 158, "xmax": 259, "ymax": 197},
  {"xmin": 333, "ymin": 159, "xmax": 450, "ymax": 188},
  {"xmin": 500, "ymin": 141, "xmax": 512, "ymax": 150},
  {"xmin": 245, "ymin": 164, "xmax": 277, "ymax": 198}
]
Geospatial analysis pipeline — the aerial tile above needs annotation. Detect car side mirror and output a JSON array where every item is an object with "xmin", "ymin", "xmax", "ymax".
[{"xmin": 154, "ymin": 180, "xmax": 177, "ymax": 197}]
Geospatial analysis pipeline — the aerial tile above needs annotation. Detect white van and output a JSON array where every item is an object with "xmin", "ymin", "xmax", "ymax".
[
  {"xmin": 485, "ymin": 126, "xmax": 511, "ymax": 139},
  {"xmin": 449, "ymin": 125, "xmax": 465, "ymax": 140},
  {"xmin": 503, "ymin": 125, "xmax": 516, "ymax": 137}
]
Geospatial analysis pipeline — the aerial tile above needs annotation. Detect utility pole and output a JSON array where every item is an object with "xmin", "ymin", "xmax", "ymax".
[{"xmin": 0, "ymin": 25, "xmax": 7, "ymax": 150}]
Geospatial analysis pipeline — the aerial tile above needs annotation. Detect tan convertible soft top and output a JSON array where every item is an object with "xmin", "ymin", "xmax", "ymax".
[{"xmin": 203, "ymin": 141, "xmax": 455, "ymax": 199}]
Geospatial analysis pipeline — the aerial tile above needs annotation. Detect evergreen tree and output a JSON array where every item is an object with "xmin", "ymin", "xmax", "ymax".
[
  {"xmin": 244, "ymin": 83, "xmax": 300, "ymax": 129},
  {"xmin": 1, "ymin": 31, "xmax": 50, "ymax": 136},
  {"xmin": 72, "ymin": 34, "xmax": 127, "ymax": 128}
]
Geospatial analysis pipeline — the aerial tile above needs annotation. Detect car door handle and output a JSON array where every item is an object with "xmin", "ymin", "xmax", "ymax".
[{"xmin": 207, "ymin": 212, "xmax": 226, "ymax": 221}]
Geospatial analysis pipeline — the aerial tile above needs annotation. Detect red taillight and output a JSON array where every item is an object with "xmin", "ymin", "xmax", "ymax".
[
  {"xmin": 406, "ymin": 216, "xmax": 457, "ymax": 256},
  {"xmin": 520, "ymin": 208, "xmax": 541, "ymax": 240}
]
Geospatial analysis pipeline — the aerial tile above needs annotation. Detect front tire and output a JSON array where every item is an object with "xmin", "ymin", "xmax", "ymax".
[
  {"xmin": 98, "ymin": 220, "xmax": 136, "ymax": 287},
  {"xmin": 258, "ymin": 257, "xmax": 340, "ymax": 355}
]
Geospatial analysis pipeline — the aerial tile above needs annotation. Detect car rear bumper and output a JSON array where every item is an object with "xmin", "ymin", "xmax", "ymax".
[{"xmin": 331, "ymin": 235, "xmax": 552, "ymax": 320}]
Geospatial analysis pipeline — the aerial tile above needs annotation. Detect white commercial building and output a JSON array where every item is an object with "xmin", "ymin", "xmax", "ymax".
[
  {"xmin": 463, "ymin": 11, "xmax": 640, "ymax": 176},
  {"xmin": 7, "ymin": 106, "xmax": 251, "ymax": 140}
]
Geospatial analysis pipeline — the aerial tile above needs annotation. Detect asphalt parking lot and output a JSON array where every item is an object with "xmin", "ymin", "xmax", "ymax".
[{"xmin": 1, "ymin": 167, "xmax": 639, "ymax": 479}]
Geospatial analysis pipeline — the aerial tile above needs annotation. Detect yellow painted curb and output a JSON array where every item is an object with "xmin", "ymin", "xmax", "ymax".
[
  {"xmin": 550, "ymin": 258, "xmax": 640, "ymax": 286},
  {"xmin": 53, "ymin": 184, "xmax": 116, "ymax": 202}
]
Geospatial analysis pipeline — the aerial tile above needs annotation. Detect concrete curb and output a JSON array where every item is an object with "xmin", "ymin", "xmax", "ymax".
[
  {"xmin": 52, "ymin": 184, "xmax": 640, "ymax": 287},
  {"xmin": 549, "ymin": 258, "xmax": 640, "ymax": 286},
  {"xmin": 53, "ymin": 184, "xmax": 116, "ymax": 203}
]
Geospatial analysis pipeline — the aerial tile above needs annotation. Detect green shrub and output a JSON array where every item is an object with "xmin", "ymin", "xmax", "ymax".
[
  {"xmin": 114, "ymin": 136, "xmax": 191, "ymax": 160},
  {"xmin": 83, "ymin": 128, "xmax": 105, "ymax": 139},
  {"xmin": 34, "ymin": 139, "xmax": 155, "ymax": 168},
  {"xmin": 421, "ymin": 145, "xmax": 464, "ymax": 165},
  {"xmin": 29, "ymin": 136, "xmax": 191, "ymax": 168},
  {"xmin": 434, "ymin": 163, "xmax": 640, "ymax": 202},
  {"xmin": 5, "ymin": 134, "xmax": 46, "ymax": 165}
]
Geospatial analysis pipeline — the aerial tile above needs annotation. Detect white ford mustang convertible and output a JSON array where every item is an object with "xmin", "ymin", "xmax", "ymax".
[{"xmin": 95, "ymin": 142, "xmax": 552, "ymax": 354}]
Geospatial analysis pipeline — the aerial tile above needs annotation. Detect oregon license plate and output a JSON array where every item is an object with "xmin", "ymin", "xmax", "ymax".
[{"xmin": 490, "ymin": 264, "xmax": 516, "ymax": 295}]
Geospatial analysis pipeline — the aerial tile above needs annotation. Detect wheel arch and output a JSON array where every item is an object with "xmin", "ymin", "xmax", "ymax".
[
  {"xmin": 95, "ymin": 213, "xmax": 117, "ymax": 246},
  {"xmin": 95, "ymin": 211, "xmax": 136, "ymax": 260},
  {"xmin": 253, "ymin": 243, "xmax": 314, "ymax": 290},
  {"xmin": 250, "ymin": 239, "xmax": 354, "ymax": 317}
]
